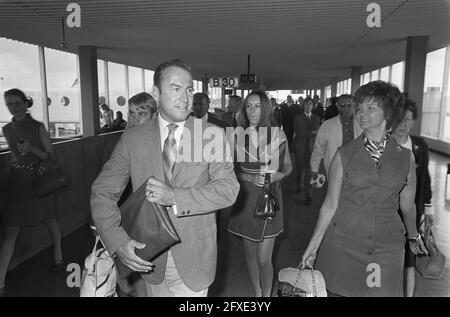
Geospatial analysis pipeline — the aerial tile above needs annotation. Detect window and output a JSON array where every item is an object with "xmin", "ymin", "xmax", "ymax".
[
  {"xmin": 97, "ymin": 60, "xmax": 107, "ymax": 105},
  {"xmin": 210, "ymin": 87, "xmax": 222, "ymax": 109},
  {"xmin": 442, "ymin": 50, "xmax": 450, "ymax": 142},
  {"xmin": 0, "ymin": 38, "xmax": 43, "ymax": 126},
  {"xmin": 194, "ymin": 80, "xmax": 202, "ymax": 93},
  {"xmin": 44, "ymin": 47, "xmax": 81, "ymax": 138},
  {"xmin": 371, "ymin": 70, "xmax": 379, "ymax": 81},
  {"xmin": 108, "ymin": 62, "xmax": 127, "ymax": 117},
  {"xmin": 362, "ymin": 72, "xmax": 370, "ymax": 85},
  {"xmin": 145, "ymin": 69, "xmax": 154, "ymax": 93},
  {"xmin": 390, "ymin": 61, "xmax": 404, "ymax": 91},
  {"xmin": 380, "ymin": 66, "xmax": 390, "ymax": 81},
  {"xmin": 128, "ymin": 66, "xmax": 143, "ymax": 98},
  {"xmin": 325, "ymin": 85, "xmax": 332, "ymax": 99},
  {"xmin": 421, "ymin": 47, "xmax": 447, "ymax": 140}
]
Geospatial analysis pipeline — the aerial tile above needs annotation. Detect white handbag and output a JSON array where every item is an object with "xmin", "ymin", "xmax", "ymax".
[
  {"xmin": 277, "ymin": 264, "xmax": 327, "ymax": 297},
  {"xmin": 80, "ymin": 235, "xmax": 118, "ymax": 297}
]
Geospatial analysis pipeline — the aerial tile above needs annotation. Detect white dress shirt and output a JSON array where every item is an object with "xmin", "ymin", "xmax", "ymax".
[
  {"xmin": 201, "ymin": 112, "xmax": 209, "ymax": 123},
  {"xmin": 158, "ymin": 114, "xmax": 187, "ymax": 215},
  {"xmin": 400, "ymin": 135, "xmax": 413, "ymax": 151}
]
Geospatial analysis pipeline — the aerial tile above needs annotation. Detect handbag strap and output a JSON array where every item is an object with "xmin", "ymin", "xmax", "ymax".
[
  {"xmin": 91, "ymin": 236, "xmax": 101, "ymax": 257},
  {"xmin": 263, "ymin": 173, "xmax": 271, "ymax": 192}
]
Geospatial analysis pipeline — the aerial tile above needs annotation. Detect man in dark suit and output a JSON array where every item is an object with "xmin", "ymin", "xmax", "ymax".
[
  {"xmin": 270, "ymin": 97, "xmax": 282, "ymax": 127},
  {"xmin": 280, "ymin": 95, "xmax": 302, "ymax": 150},
  {"xmin": 192, "ymin": 92, "xmax": 227, "ymax": 129},
  {"xmin": 293, "ymin": 97, "xmax": 320, "ymax": 204},
  {"xmin": 218, "ymin": 95, "xmax": 241, "ymax": 128},
  {"xmin": 313, "ymin": 97, "xmax": 339, "ymax": 124},
  {"xmin": 91, "ymin": 59, "xmax": 239, "ymax": 297}
]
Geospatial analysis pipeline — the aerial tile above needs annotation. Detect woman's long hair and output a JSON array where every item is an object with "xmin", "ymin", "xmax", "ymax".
[{"xmin": 236, "ymin": 90, "xmax": 277, "ymax": 129}]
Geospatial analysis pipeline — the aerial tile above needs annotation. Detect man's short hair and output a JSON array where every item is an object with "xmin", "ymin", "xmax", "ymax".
[
  {"xmin": 304, "ymin": 96, "xmax": 313, "ymax": 104},
  {"xmin": 194, "ymin": 92, "xmax": 210, "ymax": 105},
  {"xmin": 337, "ymin": 94, "xmax": 354, "ymax": 104},
  {"xmin": 227, "ymin": 95, "xmax": 242, "ymax": 113},
  {"xmin": 153, "ymin": 59, "xmax": 192, "ymax": 89},
  {"xmin": 128, "ymin": 92, "xmax": 157, "ymax": 114}
]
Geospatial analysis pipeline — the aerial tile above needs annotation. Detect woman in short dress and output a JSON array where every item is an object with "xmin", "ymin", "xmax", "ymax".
[
  {"xmin": 228, "ymin": 90, "xmax": 292, "ymax": 297},
  {"xmin": 301, "ymin": 81, "xmax": 427, "ymax": 297},
  {"xmin": 0, "ymin": 89, "xmax": 63, "ymax": 295}
]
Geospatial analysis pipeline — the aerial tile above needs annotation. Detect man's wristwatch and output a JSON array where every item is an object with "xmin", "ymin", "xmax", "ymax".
[{"xmin": 406, "ymin": 233, "xmax": 421, "ymax": 242}]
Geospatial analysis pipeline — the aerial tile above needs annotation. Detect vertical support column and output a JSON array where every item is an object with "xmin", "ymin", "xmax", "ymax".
[
  {"xmin": 38, "ymin": 46, "xmax": 50, "ymax": 131},
  {"xmin": 78, "ymin": 46, "xmax": 99, "ymax": 137},
  {"xmin": 388, "ymin": 65, "xmax": 393, "ymax": 82},
  {"xmin": 202, "ymin": 75, "xmax": 209, "ymax": 94},
  {"xmin": 221, "ymin": 86, "xmax": 226, "ymax": 109},
  {"xmin": 403, "ymin": 36, "xmax": 428, "ymax": 136},
  {"xmin": 351, "ymin": 66, "xmax": 361, "ymax": 95},
  {"xmin": 438, "ymin": 44, "xmax": 450, "ymax": 140},
  {"xmin": 124, "ymin": 65, "xmax": 129, "ymax": 101},
  {"xmin": 331, "ymin": 78, "xmax": 337, "ymax": 97},
  {"xmin": 320, "ymin": 87, "xmax": 325, "ymax": 105},
  {"xmin": 103, "ymin": 60, "xmax": 109, "ymax": 105},
  {"xmin": 141, "ymin": 68, "xmax": 145, "ymax": 92}
]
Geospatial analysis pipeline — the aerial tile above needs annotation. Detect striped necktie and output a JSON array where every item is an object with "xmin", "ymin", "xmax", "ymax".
[{"xmin": 162, "ymin": 123, "xmax": 178, "ymax": 182}]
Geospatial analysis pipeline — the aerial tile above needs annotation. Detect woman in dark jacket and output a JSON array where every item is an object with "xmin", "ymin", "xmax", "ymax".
[{"xmin": 393, "ymin": 98, "xmax": 433, "ymax": 297}]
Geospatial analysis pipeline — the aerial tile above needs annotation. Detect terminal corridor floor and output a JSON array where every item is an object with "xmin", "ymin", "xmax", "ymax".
[{"xmin": 3, "ymin": 152, "xmax": 450, "ymax": 297}]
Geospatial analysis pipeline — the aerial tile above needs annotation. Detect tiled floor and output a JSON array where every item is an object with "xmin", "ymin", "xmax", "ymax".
[{"xmin": 3, "ymin": 152, "xmax": 450, "ymax": 297}]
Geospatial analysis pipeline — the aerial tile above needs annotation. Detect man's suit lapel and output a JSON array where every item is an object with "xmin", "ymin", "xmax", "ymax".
[{"xmin": 150, "ymin": 117, "xmax": 165, "ymax": 181}]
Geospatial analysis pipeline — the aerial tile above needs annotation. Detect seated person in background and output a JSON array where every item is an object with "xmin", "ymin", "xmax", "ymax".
[
  {"xmin": 99, "ymin": 103, "xmax": 110, "ymax": 126},
  {"xmin": 192, "ymin": 92, "xmax": 227, "ymax": 129},
  {"xmin": 126, "ymin": 92, "xmax": 158, "ymax": 129},
  {"xmin": 113, "ymin": 111, "xmax": 127, "ymax": 130},
  {"xmin": 99, "ymin": 109, "xmax": 115, "ymax": 133}
]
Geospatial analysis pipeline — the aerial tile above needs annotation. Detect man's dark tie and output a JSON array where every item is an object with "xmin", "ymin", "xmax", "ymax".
[{"xmin": 162, "ymin": 123, "xmax": 178, "ymax": 182}]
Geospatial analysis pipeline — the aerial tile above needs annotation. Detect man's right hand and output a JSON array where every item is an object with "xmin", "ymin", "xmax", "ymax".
[
  {"xmin": 116, "ymin": 239, "xmax": 154, "ymax": 272},
  {"xmin": 310, "ymin": 172, "xmax": 319, "ymax": 187}
]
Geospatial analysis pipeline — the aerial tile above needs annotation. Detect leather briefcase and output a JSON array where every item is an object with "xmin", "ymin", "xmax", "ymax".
[{"xmin": 115, "ymin": 179, "xmax": 180, "ymax": 278}]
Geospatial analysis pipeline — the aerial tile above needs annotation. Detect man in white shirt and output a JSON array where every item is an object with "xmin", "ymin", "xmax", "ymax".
[{"xmin": 310, "ymin": 94, "xmax": 363, "ymax": 183}]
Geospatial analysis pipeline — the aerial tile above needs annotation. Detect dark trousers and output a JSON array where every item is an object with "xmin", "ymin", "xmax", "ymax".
[{"xmin": 294, "ymin": 139, "xmax": 312, "ymax": 197}]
